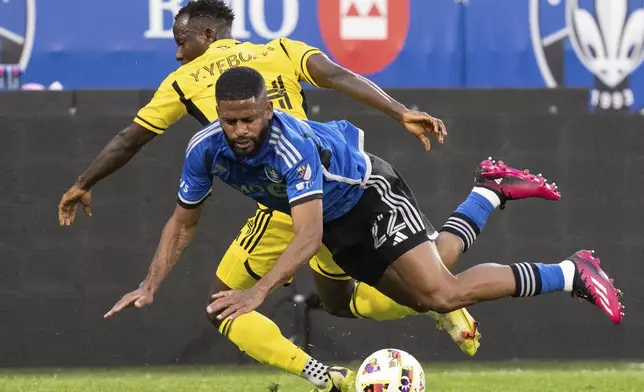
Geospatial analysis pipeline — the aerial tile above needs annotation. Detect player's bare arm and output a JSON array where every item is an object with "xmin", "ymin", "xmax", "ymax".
[
  {"xmin": 58, "ymin": 123, "xmax": 157, "ymax": 227},
  {"xmin": 104, "ymin": 203, "xmax": 203, "ymax": 318},
  {"xmin": 207, "ymin": 199, "xmax": 323, "ymax": 320},
  {"xmin": 306, "ymin": 53, "xmax": 447, "ymax": 151}
]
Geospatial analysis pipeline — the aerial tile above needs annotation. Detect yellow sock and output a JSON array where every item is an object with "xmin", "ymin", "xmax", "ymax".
[
  {"xmin": 219, "ymin": 311, "xmax": 330, "ymax": 388},
  {"xmin": 349, "ymin": 282, "xmax": 419, "ymax": 321}
]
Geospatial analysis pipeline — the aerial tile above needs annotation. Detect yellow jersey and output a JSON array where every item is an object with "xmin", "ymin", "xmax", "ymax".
[{"xmin": 134, "ymin": 37, "xmax": 322, "ymax": 133}]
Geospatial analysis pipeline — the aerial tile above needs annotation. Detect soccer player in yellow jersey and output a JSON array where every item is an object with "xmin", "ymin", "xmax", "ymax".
[{"xmin": 58, "ymin": 0, "xmax": 483, "ymax": 390}]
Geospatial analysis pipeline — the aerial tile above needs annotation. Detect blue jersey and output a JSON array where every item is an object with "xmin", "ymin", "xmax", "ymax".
[{"xmin": 177, "ymin": 110, "xmax": 372, "ymax": 222}]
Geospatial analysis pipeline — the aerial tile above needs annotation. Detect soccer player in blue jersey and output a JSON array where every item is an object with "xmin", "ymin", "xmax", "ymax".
[
  {"xmin": 199, "ymin": 67, "xmax": 622, "ymax": 324},
  {"xmin": 124, "ymin": 66, "xmax": 624, "ymax": 390}
]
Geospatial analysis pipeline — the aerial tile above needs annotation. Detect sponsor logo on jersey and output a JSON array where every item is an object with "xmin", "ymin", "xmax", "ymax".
[{"xmin": 296, "ymin": 163, "xmax": 312, "ymax": 181}]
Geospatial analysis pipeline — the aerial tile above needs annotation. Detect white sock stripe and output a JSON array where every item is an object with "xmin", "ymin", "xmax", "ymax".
[
  {"xmin": 367, "ymin": 179, "xmax": 422, "ymax": 234},
  {"xmin": 525, "ymin": 263, "xmax": 536, "ymax": 296},
  {"xmin": 444, "ymin": 222, "xmax": 472, "ymax": 246},
  {"xmin": 516, "ymin": 263, "xmax": 526, "ymax": 297},
  {"xmin": 442, "ymin": 223, "xmax": 472, "ymax": 248},
  {"xmin": 559, "ymin": 260, "xmax": 575, "ymax": 292},
  {"xmin": 444, "ymin": 220, "xmax": 473, "ymax": 247},
  {"xmin": 443, "ymin": 222, "xmax": 470, "ymax": 243},
  {"xmin": 368, "ymin": 175, "xmax": 425, "ymax": 232},
  {"xmin": 449, "ymin": 216, "xmax": 477, "ymax": 243},
  {"xmin": 525, "ymin": 264, "xmax": 536, "ymax": 296},
  {"xmin": 472, "ymin": 186, "xmax": 502, "ymax": 209},
  {"xmin": 517, "ymin": 263, "xmax": 529, "ymax": 297}
]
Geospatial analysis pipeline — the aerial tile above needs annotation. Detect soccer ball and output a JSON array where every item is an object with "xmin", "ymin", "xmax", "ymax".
[{"xmin": 355, "ymin": 348, "xmax": 426, "ymax": 392}]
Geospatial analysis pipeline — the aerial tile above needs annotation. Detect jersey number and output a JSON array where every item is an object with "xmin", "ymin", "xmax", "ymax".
[{"xmin": 267, "ymin": 75, "xmax": 293, "ymax": 110}]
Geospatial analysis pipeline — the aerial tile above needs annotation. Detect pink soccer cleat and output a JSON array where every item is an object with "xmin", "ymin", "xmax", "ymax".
[
  {"xmin": 475, "ymin": 157, "xmax": 561, "ymax": 209},
  {"xmin": 569, "ymin": 250, "xmax": 625, "ymax": 324}
]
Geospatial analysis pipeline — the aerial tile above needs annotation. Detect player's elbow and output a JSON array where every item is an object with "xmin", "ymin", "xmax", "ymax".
[
  {"xmin": 300, "ymin": 226, "xmax": 323, "ymax": 256},
  {"xmin": 308, "ymin": 54, "xmax": 353, "ymax": 89},
  {"xmin": 306, "ymin": 228, "xmax": 323, "ymax": 252},
  {"xmin": 325, "ymin": 66, "xmax": 356, "ymax": 89},
  {"xmin": 116, "ymin": 124, "xmax": 156, "ymax": 154}
]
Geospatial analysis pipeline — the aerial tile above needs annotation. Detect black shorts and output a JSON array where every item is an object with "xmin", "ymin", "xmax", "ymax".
[{"xmin": 322, "ymin": 154, "xmax": 438, "ymax": 286}]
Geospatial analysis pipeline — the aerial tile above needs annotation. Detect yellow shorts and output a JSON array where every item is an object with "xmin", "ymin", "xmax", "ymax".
[{"xmin": 216, "ymin": 205, "xmax": 351, "ymax": 290}]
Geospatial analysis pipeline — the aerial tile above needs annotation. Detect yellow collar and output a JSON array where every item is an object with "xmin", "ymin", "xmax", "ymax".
[{"xmin": 209, "ymin": 39, "xmax": 241, "ymax": 51}]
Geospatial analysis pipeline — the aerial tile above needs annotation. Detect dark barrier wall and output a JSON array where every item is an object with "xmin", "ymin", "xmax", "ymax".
[{"xmin": 1, "ymin": 89, "xmax": 641, "ymax": 368}]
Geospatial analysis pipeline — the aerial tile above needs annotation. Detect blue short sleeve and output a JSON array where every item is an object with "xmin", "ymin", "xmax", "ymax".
[{"xmin": 177, "ymin": 143, "xmax": 213, "ymax": 209}]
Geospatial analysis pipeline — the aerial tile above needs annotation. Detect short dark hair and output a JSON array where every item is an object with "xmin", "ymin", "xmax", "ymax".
[
  {"xmin": 216, "ymin": 67, "xmax": 266, "ymax": 102},
  {"xmin": 175, "ymin": 0, "xmax": 235, "ymax": 28}
]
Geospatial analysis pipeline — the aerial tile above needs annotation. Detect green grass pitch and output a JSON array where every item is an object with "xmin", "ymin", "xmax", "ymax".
[{"xmin": 1, "ymin": 362, "xmax": 643, "ymax": 392}]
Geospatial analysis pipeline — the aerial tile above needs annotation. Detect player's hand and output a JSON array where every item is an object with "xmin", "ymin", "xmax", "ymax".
[
  {"xmin": 401, "ymin": 109, "xmax": 447, "ymax": 152},
  {"xmin": 104, "ymin": 288, "xmax": 154, "ymax": 318},
  {"xmin": 207, "ymin": 287, "xmax": 266, "ymax": 321},
  {"xmin": 58, "ymin": 185, "xmax": 92, "ymax": 226}
]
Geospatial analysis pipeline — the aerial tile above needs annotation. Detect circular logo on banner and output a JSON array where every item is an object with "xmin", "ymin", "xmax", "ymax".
[
  {"xmin": 318, "ymin": 0, "xmax": 410, "ymax": 75},
  {"xmin": 0, "ymin": 0, "xmax": 36, "ymax": 70},
  {"xmin": 530, "ymin": 0, "xmax": 644, "ymax": 112}
]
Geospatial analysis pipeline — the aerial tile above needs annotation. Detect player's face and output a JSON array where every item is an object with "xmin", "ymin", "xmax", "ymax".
[
  {"xmin": 218, "ymin": 97, "xmax": 273, "ymax": 157},
  {"xmin": 173, "ymin": 16, "xmax": 214, "ymax": 65}
]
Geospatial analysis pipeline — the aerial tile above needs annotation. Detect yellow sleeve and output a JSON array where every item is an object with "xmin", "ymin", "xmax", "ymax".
[
  {"xmin": 277, "ymin": 37, "xmax": 324, "ymax": 87},
  {"xmin": 133, "ymin": 76, "xmax": 187, "ymax": 134}
]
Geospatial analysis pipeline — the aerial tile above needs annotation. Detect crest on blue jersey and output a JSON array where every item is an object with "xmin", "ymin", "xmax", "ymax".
[
  {"xmin": 530, "ymin": 0, "xmax": 644, "ymax": 113},
  {"xmin": 212, "ymin": 163, "xmax": 227, "ymax": 175},
  {"xmin": 264, "ymin": 164, "xmax": 283, "ymax": 183}
]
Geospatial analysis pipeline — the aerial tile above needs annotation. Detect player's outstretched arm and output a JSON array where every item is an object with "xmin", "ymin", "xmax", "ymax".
[
  {"xmin": 207, "ymin": 199, "xmax": 323, "ymax": 321},
  {"xmin": 306, "ymin": 54, "xmax": 446, "ymax": 151},
  {"xmin": 58, "ymin": 123, "xmax": 157, "ymax": 226},
  {"xmin": 255, "ymin": 199, "xmax": 323, "ymax": 294},
  {"xmin": 104, "ymin": 203, "xmax": 203, "ymax": 318}
]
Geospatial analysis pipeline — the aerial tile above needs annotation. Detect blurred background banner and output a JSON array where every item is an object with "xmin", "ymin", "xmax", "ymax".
[
  {"xmin": 2, "ymin": 0, "xmax": 644, "ymax": 377},
  {"xmin": 1, "ymin": 89, "xmax": 642, "ymax": 367},
  {"xmin": 3, "ymin": 0, "xmax": 644, "ymax": 112}
]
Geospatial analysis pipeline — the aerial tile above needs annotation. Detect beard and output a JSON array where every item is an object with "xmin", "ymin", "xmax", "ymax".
[{"xmin": 225, "ymin": 125, "xmax": 269, "ymax": 157}]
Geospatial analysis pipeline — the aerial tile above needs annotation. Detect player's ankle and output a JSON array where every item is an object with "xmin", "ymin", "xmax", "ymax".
[{"xmin": 300, "ymin": 357, "xmax": 330, "ymax": 389}]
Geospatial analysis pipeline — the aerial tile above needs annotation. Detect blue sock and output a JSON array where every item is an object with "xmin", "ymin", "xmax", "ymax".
[
  {"xmin": 440, "ymin": 188, "xmax": 500, "ymax": 252},
  {"xmin": 510, "ymin": 263, "xmax": 566, "ymax": 297},
  {"xmin": 455, "ymin": 191, "xmax": 495, "ymax": 229}
]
